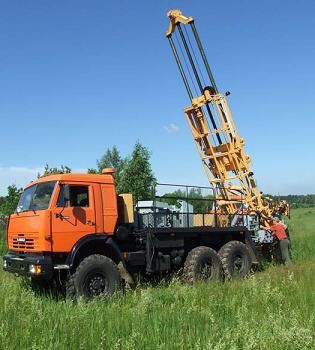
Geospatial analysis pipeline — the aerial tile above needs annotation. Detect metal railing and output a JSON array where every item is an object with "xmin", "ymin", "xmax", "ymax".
[
  {"xmin": 135, "ymin": 211, "xmax": 251, "ymax": 231},
  {"xmin": 134, "ymin": 183, "xmax": 259, "ymax": 231}
]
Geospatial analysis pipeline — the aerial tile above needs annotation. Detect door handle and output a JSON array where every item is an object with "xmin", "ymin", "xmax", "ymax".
[
  {"xmin": 87, "ymin": 220, "xmax": 95, "ymax": 226},
  {"xmin": 55, "ymin": 213, "xmax": 70, "ymax": 220}
]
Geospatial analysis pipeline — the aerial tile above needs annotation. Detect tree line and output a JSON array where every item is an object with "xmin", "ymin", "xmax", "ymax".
[
  {"xmin": 159, "ymin": 188, "xmax": 214, "ymax": 214},
  {"xmin": 271, "ymin": 194, "xmax": 315, "ymax": 209},
  {"xmin": 0, "ymin": 142, "xmax": 314, "ymax": 218}
]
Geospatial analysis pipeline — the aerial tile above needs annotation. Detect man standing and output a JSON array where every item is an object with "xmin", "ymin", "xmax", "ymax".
[{"xmin": 262, "ymin": 217, "xmax": 292, "ymax": 266}]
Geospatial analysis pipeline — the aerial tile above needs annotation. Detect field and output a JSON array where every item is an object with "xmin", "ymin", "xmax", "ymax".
[{"xmin": 0, "ymin": 208, "xmax": 314, "ymax": 350}]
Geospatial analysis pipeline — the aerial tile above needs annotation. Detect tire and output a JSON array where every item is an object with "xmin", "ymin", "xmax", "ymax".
[
  {"xmin": 66, "ymin": 254, "xmax": 121, "ymax": 300},
  {"xmin": 183, "ymin": 246, "xmax": 222, "ymax": 283},
  {"xmin": 219, "ymin": 241, "xmax": 252, "ymax": 279}
]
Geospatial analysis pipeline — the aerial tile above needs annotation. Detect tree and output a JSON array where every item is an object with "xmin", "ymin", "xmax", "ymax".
[
  {"xmin": 38, "ymin": 164, "xmax": 71, "ymax": 178},
  {"xmin": 187, "ymin": 188, "xmax": 213, "ymax": 213},
  {"xmin": 160, "ymin": 188, "xmax": 213, "ymax": 213},
  {"xmin": 159, "ymin": 189, "xmax": 186, "ymax": 206},
  {"xmin": 0, "ymin": 185, "xmax": 23, "ymax": 218},
  {"xmin": 118, "ymin": 142, "xmax": 156, "ymax": 200},
  {"xmin": 88, "ymin": 143, "xmax": 156, "ymax": 199},
  {"xmin": 97, "ymin": 146, "xmax": 123, "ymax": 171},
  {"xmin": 92, "ymin": 146, "xmax": 126, "ymax": 186}
]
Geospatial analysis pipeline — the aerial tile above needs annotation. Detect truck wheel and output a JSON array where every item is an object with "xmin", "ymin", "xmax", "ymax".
[
  {"xmin": 219, "ymin": 241, "xmax": 252, "ymax": 278},
  {"xmin": 66, "ymin": 254, "xmax": 121, "ymax": 300},
  {"xmin": 183, "ymin": 246, "xmax": 222, "ymax": 283}
]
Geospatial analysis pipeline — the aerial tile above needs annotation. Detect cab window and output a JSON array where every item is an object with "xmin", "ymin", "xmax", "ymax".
[
  {"xmin": 57, "ymin": 185, "xmax": 89, "ymax": 207},
  {"xmin": 17, "ymin": 181, "xmax": 56, "ymax": 212}
]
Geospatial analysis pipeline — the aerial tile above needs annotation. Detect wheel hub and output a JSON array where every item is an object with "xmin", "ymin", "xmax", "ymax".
[
  {"xmin": 87, "ymin": 274, "xmax": 107, "ymax": 296},
  {"xmin": 199, "ymin": 260, "xmax": 213, "ymax": 280},
  {"xmin": 233, "ymin": 255, "xmax": 244, "ymax": 272}
]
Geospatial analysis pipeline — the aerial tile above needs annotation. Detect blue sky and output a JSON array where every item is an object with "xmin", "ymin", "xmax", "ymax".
[{"xmin": 0, "ymin": 0, "xmax": 314, "ymax": 196}]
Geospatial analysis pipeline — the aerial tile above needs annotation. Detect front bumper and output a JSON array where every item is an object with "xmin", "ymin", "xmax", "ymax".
[{"xmin": 3, "ymin": 252, "xmax": 53, "ymax": 279}]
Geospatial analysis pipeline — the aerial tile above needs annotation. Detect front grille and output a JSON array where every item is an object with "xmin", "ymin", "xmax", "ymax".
[{"xmin": 10, "ymin": 234, "xmax": 37, "ymax": 250}]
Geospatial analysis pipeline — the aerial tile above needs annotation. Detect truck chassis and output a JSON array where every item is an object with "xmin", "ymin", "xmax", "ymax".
[{"xmin": 4, "ymin": 183, "xmax": 263, "ymax": 299}]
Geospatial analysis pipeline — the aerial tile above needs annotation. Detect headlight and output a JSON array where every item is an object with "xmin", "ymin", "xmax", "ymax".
[
  {"xmin": 29, "ymin": 264, "xmax": 41, "ymax": 274},
  {"xmin": 3, "ymin": 260, "xmax": 7, "ymax": 269}
]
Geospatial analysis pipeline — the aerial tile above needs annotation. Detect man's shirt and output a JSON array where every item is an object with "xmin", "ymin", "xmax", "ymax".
[{"xmin": 270, "ymin": 223, "xmax": 288, "ymax": 240}]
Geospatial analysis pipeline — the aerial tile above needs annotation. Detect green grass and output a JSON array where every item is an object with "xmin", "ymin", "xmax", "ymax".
[
  {"xmin": 0, "ymin": 227, "xmax": 6, "ymax": 257},
  {"xmin": 0, "ymin": 208, "xmax": 315, "ymax": 350}
]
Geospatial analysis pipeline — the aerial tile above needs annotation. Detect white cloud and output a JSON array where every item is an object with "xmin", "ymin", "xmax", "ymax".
[
  {"xmin": 164, "ymin": 123, "xmax": 179, "ymax": 134},
  {"xmin": 0, "ymin": 166, "xmax": 87, "ymax": 196},
  {"xmin": 0, "ymin": 167, "xmax": 43, "ymax": 196}
]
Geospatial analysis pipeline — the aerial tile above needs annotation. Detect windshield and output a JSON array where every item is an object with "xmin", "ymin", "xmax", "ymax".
[{"xmin": 16, "ymin": 181, "xmax": 56, "ymax": 213}]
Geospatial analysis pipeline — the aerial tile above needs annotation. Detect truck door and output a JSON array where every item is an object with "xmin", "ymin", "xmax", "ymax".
[{"xmin": 51, "ymin": 183, "xmax": 96, "ymax": 252}]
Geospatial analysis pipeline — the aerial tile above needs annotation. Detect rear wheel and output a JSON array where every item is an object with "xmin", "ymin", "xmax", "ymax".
[
  {"xmin": 183, "ymin": 246, "xmax": 222, "ymax": 283},
  {"xmin": 219, "ymin": 241, "xmax": 252, "ymax": 278},
  {"xmin": 66, "ymin": 254, "xmax": 121, "ymax": 300}
]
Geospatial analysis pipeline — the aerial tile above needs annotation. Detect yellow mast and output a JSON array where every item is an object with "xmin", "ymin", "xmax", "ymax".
[{"xmin": 166, "ymin": 10, "xmax": 287, "ymax": 226}]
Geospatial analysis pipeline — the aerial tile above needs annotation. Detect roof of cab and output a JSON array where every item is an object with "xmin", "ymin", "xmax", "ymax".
[{"xmin": 25, "ymin": 173, "xmax": 115, "ymax": 189}]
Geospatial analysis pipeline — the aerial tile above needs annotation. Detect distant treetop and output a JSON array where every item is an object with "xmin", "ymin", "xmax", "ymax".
[{"xmin": 38, "ymin": 164, "xmax": 71, "ymax": 178}]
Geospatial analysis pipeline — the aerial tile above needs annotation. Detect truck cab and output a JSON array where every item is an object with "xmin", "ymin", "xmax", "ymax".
[{"xmin": 9, "ymin": 172, "xmax": 117, "ymax": 248}]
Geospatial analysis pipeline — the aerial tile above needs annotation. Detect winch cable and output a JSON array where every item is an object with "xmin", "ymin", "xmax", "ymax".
[
  {"xmin": 167, "ymin": 36, "xmax": 193, "ymax": 100},
  {"xmin": 176, "ymin": 23, "xmax": 222, "ymax": 144},
  {"xmin": 189, "ymin": 21, "xmax": 218, "ymax": 94},
  {"xmin": 175, "ymin": 31, "xmax": 199, "ymax": 98},
  {"xmin": 183, "ymin": 25, "xmax": 207, "ymax": 87}
]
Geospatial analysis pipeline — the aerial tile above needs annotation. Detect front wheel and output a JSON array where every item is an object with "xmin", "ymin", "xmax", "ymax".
[{"xmin": 66, "ymin": 254, "xmax": 121, "ymax": 300}]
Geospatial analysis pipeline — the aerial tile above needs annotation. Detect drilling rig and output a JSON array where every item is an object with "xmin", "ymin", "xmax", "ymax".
[
  {"xmin": 166, "ymin": 9, "xmax": 288, "ymax": 227},
  {"xmin": 2, "ymin": 10, "xmax": 292, "ymax": 299}
]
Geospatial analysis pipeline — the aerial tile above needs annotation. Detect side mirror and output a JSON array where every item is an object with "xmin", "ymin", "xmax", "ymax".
[{"xmin": 63, "ymin": 185, "xmax": 71, "ymax": 203}]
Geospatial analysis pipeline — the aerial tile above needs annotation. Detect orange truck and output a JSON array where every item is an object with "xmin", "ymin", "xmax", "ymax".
[{"xmin": 3, "ymin": 169, "xmax": 261, "ymax": 299}]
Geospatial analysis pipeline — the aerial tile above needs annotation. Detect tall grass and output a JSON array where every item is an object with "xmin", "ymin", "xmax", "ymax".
[
  {"xmin": 288, "ymin": 207, "xmax": 315, "ymax": 261},
  {"xmin": 0, "ymin": 209, "xmax": 314, "ymax": 350}
]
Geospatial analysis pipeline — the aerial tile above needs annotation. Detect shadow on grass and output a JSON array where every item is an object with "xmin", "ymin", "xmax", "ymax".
[
  {"xmin": 21, "ymin": 277, "xmax": 67, "ymax": 301},
  {"xmin": 14, "ymin": 257, "xmax": 295, "ymax": 303}
]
